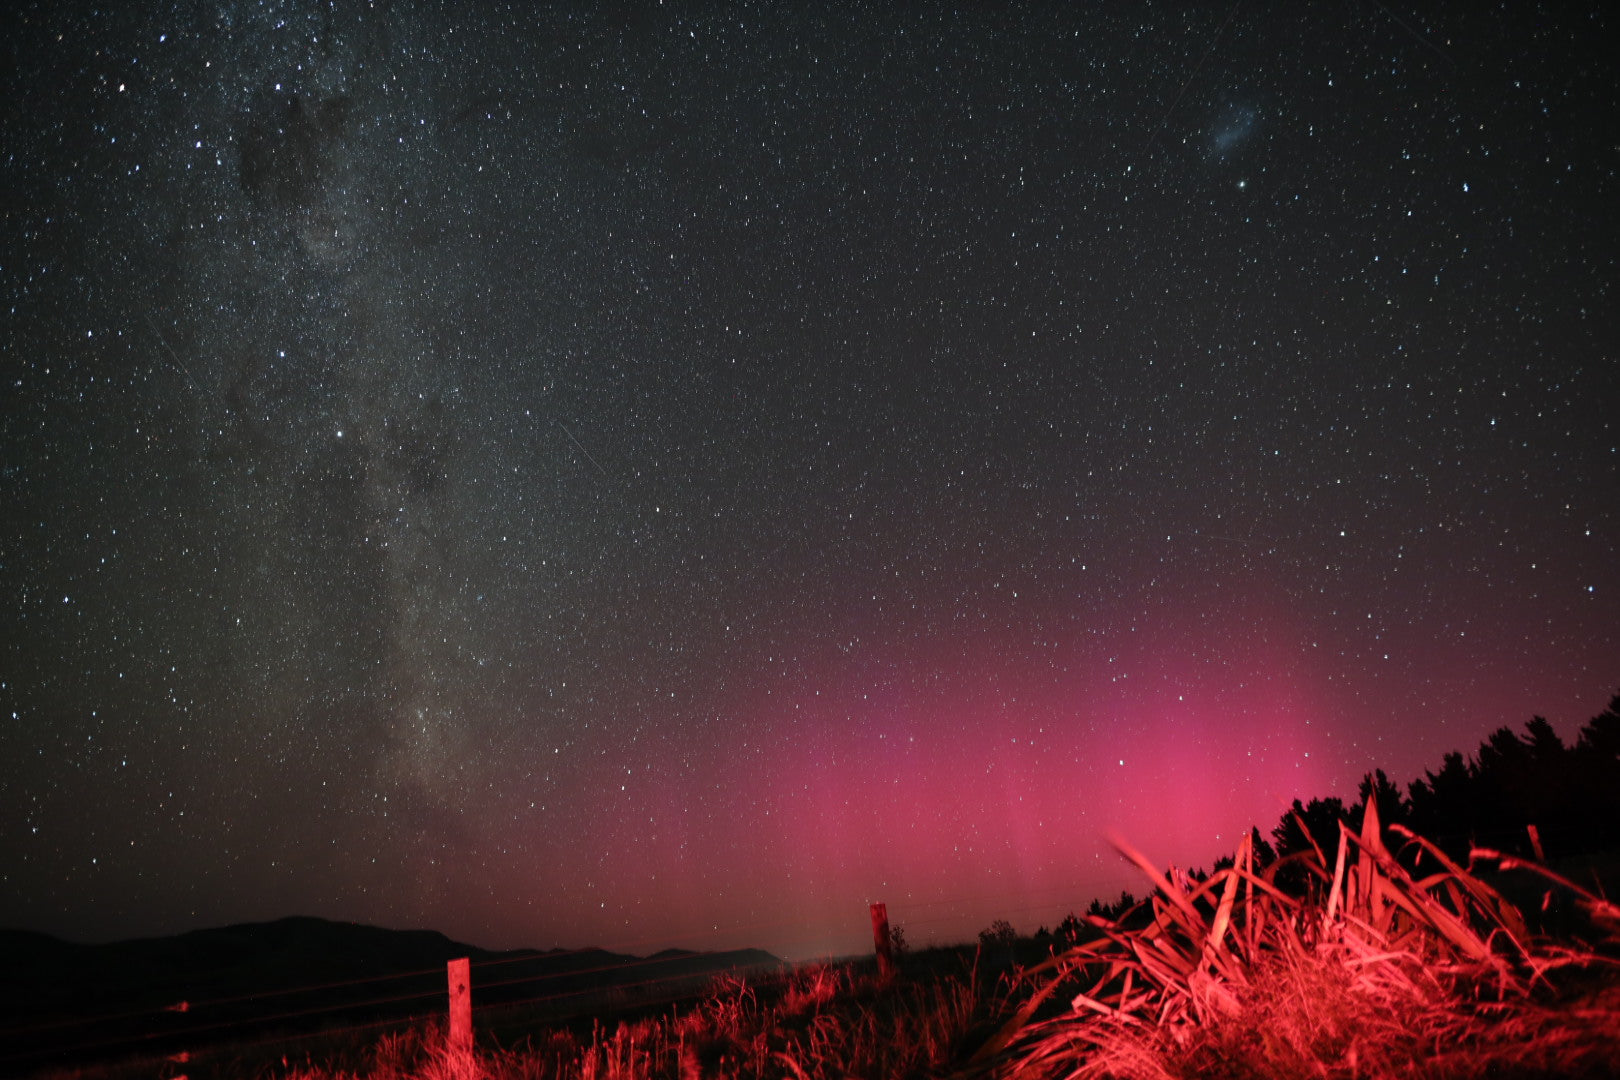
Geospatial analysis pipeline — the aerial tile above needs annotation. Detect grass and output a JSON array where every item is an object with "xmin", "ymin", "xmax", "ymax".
[
  {"xmin": 977, "ymin": 797, "xmax": 1620, "ymax": 1079},
  {"xmin": 252, "ymin": 959, "xmax": 991, "ymax": 1080}
]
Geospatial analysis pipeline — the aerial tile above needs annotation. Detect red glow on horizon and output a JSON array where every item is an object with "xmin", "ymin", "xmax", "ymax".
[{"xmin": 509, "ymin": 594, "xmax": 1363, "ymax": 958}]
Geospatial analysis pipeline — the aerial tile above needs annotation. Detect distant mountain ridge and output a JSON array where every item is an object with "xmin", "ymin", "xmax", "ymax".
[
  {"xmin": 0, "ymin": 916, "xmax": 780, "ymax": 1076},
  {"xmin": 0, "ymin": 915, "xmax": 498, "ymax": 1014}
]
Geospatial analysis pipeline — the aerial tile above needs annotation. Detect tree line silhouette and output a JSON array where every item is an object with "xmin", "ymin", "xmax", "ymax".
[{"xmin": 993, "ymin": 691, "xmax": 1620, "ymax": 944}]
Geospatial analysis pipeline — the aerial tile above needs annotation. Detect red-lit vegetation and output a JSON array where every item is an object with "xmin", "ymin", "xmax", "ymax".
[
  {"xmin": 219, "ymin": 960, "xmax": 990, "ymax": 1080},
  {"xmin": 977, "ymin": 800, "xmax": 1620, "ymax": 1079}
]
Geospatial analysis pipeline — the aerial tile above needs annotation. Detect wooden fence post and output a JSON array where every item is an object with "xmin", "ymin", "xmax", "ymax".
[
  {"xmin": 447, "ymin": 957, "xmax": 472, "ymax": 1062},
  {"xmin": 870, "ymin": 902, "xmax": 895, "ymax": 980}
]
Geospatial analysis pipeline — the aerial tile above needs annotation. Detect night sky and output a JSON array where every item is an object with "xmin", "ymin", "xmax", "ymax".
[{"xmin": 3, "ymin": 1, "xmax": 1617, "ymax": 962}]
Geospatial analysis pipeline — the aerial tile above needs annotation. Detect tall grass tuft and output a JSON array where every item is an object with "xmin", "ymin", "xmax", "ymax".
[{"xmin": 979, "ymin": 797, "xmax": 1620, "ymax": 1079}]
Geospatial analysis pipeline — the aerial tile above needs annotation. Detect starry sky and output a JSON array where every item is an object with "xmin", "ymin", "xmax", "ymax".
[{"xmin": 3, "ymin": 1, "xmax": 1616, "ymax": 962}]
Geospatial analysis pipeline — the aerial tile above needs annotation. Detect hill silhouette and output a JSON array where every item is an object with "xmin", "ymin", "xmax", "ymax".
[{"xmin": 0, "ymin": 916, "xmax": 779, "ymax": 1076}]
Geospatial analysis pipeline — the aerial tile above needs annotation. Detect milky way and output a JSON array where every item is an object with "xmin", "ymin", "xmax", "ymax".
[{"xmin": 3, "ymin": 2, "xmax": 1617, "ymax": 960}]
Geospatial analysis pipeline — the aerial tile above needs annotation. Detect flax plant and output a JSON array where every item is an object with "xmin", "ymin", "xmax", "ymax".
[{"xmin": 980, "ymin": 798, "xmax": 1620, "ymax": 1080}]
